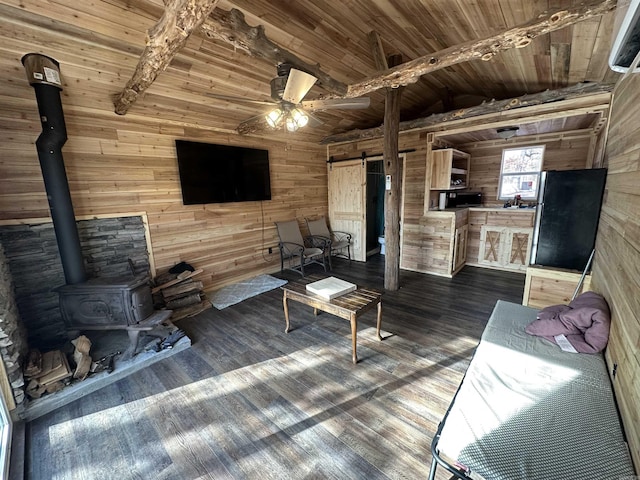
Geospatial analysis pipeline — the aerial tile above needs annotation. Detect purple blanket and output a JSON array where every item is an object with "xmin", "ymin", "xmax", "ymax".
[{"xmin": 525, "ymin": 291, "xmax": 611, "ymax": 353}]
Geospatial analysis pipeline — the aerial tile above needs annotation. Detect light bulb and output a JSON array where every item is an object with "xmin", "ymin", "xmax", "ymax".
[
  {"xmin": 285, "ymin": 116, "xmax": 299, "ymax": 132},
  {"xmin": 265, "ymin": 108, "xmax": 283, "ymax": 128},
  {"xmin": 290, "ymin": 108, "xmax": 309, "ymax": 128}
]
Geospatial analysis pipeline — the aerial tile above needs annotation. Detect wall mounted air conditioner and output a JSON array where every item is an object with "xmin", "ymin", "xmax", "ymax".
[{"xmin": 609, "ymin": 0, "xmax": 640, "ymax": 73}]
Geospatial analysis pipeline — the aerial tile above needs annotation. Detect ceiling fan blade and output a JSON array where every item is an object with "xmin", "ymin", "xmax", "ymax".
[
  {"xmin": 301, "ymin": 97, "xmax": 371, "ymax": 111},
  {"xmin": 306, "ymin": 111, "xmax": 323, "ymax": 128},
  {"xmin": 202, "ymin": 92, "xmax": 276, "ymax": 106},
  {"xmin": 237, "ymin": 113, "xmax": 270, "ymax": 135},
  {"xmin": 282, "ymin": 68, "xmax": 318, "ymax": 104}
]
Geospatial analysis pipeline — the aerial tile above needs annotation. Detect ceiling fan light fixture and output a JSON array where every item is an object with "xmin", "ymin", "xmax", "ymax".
[
  {"xmin": 265, "ymin": 108, "xmax": 283, "ymax": 128},
  {"xmin": 496, "ymin": 126, "xmax": 519, "ymax": 139},
  {"xmin": 290, "ymin": 108, "xmax": 309, "ymax": 128},
  {"xmin": 285, "ymin": 116, "xmax": 299, "ymax": 132},
  {"xmin": 284, "ymin": 108, "xmax": 309, "ymax": 132}
]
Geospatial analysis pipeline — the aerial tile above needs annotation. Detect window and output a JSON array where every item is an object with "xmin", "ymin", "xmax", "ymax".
[
  {"xmin": 0, "ymin": 389, "xmax": 11, "ymax": 479},
  {"xmin": 498, "ymin": 146, "xmax": 545, "ymax": 200}
]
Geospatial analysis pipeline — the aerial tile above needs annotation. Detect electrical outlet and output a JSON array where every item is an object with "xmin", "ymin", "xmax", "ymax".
[{"xmin": 268, "ymin": 247, "xmax": 273, "ymax": 254}]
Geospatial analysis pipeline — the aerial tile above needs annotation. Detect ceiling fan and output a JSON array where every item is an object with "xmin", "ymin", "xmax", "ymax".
[{"xmin": 205, "ymin": 64, "xmax": 370, "ymax": 132}]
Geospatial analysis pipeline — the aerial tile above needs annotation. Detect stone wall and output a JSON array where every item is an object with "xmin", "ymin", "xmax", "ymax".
[
  {"xmin": 0, "ymin": 243, "xmax": 28, "ymax": 406},
  {"xmin": 0, "ymin": 216, "xmax": 150, "ymax": 350}
]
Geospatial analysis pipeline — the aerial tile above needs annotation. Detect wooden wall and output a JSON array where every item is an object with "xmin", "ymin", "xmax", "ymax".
[
  {"xmin": 1, "ymin": 111, "xmax": 327, "ymax": 291},
  {"xmin": 593, "ymin": 74, "xmax": 640, "ymax": 472},
  {"xmin": 0, "ymin": 8, "xmax": 328, "ymax": 294},
  {"xmin": 461, "ymin": 131, "xmax": 594, "ymax": 205}
]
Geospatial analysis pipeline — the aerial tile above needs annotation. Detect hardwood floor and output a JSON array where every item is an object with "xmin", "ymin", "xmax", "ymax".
[{"xmin": 26, "ymin": 256, "xmax": 525, "ymax": 479}]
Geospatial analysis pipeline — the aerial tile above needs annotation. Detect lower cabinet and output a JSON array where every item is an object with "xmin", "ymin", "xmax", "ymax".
[
  {"xmin": 478, "ymin": 225, "xmax": 532, "ymax": 272},
  {"xmin": 452, "ymin": 223, "xmax": 468, "ymax": 272},
  {"xmin": 409, "ymin": 208, "xmax": 469, "ymax": 277},
  {"xmin": 522, "ymin": 266, "xmax": 592, "ymax": 309}
]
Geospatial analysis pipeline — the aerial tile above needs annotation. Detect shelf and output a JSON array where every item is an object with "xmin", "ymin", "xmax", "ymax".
[
  {"xmin": 429, "ymin": 148, "xmax": 471, "ymax": 190},
  {"xmin": 429, "ymin": 185, "xmax": 467, "ymax": 191}
]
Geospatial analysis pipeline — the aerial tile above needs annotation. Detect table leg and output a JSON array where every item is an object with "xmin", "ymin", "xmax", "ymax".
[
  {"xmin": 283, "ymin": 292, "xmax": 291, "ymax": 333},
  {"xmin": 376, "ymin": 301, "xmax": 382, "ymax": 341},
  {"xmin": 350, "ymin": 313, "xmax": 358, "ymax": 364}
]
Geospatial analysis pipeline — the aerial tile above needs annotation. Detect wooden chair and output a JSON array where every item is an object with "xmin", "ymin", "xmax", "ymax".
[
  {"xmin": 275, "ymin": 220, "xmax": 327, "ymax": 277},
  {"xmin": 306, "ymin": 217, "xmax": 352, "ymax": 269}
]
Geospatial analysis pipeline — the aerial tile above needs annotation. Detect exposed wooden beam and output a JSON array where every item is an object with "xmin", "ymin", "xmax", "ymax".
[
  {"xmin": 321, "ymin": 82, "xmax": 615, "ymax": 144},
  {"xmin": 113, "ymin": 0, "xmax": 220, "ymax": 115},
  {"xmin": 200, "ymin": 8, "xmax": 348, "ymax": 96},
  {"xmin": 331, "ymin": 0, "xmax": 616, "ymax": 99},
  {"xmin": 368, "ymin": 31, "xmax": 389, "ymax": 71}
]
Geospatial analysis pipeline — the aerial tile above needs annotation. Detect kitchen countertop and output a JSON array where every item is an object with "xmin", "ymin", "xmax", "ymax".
[
  {"xmin": 427, "ymin": 206, "xmax": 536, "ymax": 213},
  {"xmin": 468, "ymin": 206, "xmax": 536, "ymax": 213}
]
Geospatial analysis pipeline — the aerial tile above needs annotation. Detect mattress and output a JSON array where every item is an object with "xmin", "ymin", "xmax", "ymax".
[{"xmin": 435, "ymin": 300, "xmax": 635, "ymax": 480}]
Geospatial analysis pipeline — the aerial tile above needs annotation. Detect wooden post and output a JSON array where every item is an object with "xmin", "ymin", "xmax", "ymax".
[{"xmin": 384, "ymin": 54, "xmax": 403, "ymax": 291}]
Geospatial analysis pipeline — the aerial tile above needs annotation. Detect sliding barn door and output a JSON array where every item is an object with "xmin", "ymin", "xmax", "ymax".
[{"xmin": 328, "ymin": 160, "xmax": 366, "ymax": 262}]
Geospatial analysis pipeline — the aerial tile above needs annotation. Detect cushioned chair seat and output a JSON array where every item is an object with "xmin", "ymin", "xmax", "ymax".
[
  {"xmin": 303, "ymin": 247, "xmax": 324, "ymax": 257},
  {"xmin": 306, "ymin": 217, "xmax": 352, "ymax": 269},
  {"xmin": 275, "ymin": 220, "xmax": 327, "ymax": 277},
  {"xmin": 330, "ymin": 240, "xmax": 350, "ymax": 251}
]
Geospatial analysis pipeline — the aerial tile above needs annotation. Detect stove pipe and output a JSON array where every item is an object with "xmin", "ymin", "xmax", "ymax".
[{"xmin": 21, "ymin": 53, "xmax": 86, "ymax": 285}]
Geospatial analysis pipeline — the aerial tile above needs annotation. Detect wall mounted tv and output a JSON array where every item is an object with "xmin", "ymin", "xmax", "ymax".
[{"xmin": 175, "ymin": 139, "xmax": 271, "ymax": 205}]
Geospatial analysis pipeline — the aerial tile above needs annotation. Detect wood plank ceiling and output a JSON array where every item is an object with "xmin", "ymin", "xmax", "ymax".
[{"xmin": 4, "ymin": 0, "xmax": 621, "ymax": 143}]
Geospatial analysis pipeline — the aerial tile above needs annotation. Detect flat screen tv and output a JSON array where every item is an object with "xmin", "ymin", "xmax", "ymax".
[{"xmin": 175, "ymin": 139, "xmax": 271, "ymax": 204}]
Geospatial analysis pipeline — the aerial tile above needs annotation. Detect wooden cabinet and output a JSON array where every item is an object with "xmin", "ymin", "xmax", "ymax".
[
  {"xmin": 467, "ymin": 208, "xmax": 535, "ymax": 273},
  {"xmin": 505, "ymin": 228, "xmax": 532, "ymax": 270},
  {"xmin": 415, "ymin": 208, "xmax": 469, "ymax": 277},
  {"xmin": 478, "ymin": 225, "xmax": 505, "ymax": 267},
  {"xmin": 430, "ymin": 148, "xmax": 470, "ymax": 190},
  {"xmin": 522, "ymin": 266, "xmax": 592, "ymax": 309},
  {"xmin": 478, "ymin": 225, "xmax": 532, "ymax": 271},
  {"xmin": 452, "ymin": 223, "xmax": 468, "ymax": 272}
]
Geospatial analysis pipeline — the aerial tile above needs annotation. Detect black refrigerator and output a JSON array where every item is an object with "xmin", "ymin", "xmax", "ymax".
[{"xmin": 530, "ymin": 168, "xmax": 607, "ymax": 271}]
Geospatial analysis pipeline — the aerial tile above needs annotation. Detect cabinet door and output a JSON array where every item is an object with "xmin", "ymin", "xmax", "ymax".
[
  {"xmin": 452, "ymin": 224, "xmax": 468, "ymax": 272},
  {"xmin": 504, "ymin": 228, "xmax": 532, "ymax": 271},
  {"xmin": 478, "ymin": 225, "xmax": 506, "ymax": 266},
  {"xmin": 430, "ymin": 150, "xmax": 452, "ymax": 189}
]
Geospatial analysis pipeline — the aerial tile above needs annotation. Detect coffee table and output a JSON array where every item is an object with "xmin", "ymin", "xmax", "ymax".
[{"xmin": 281, "ymin": 276, "xmax": 383, "ymax": 364}]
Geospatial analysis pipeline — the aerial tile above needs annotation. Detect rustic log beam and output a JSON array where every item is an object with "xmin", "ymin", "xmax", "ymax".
[
  {"xmin": 383, "ymin": 54, "xmax": 403, "ymax": 291},
  {"xmin": 321, "ymin": 82, "xmax": 614, "ymax": 144},
  {"xmin": 330, "ymin": 0, "xmax": 616, "ymax": 99},
  {"xmin": 368, "ymin": 31, "xmax": 389, "ymax": 71},
  {"xmin": 200, "ymin": 8, "xmax": 348, "ymax": 96},
  {"xmin": 113, "ymin": 0, "xmax": 220, "ymax": 115}
]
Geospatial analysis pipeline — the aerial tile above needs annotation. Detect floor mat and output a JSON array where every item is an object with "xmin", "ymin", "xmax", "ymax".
[{"xmin": 209, "ymin": 274, "xmax": 288, "ymax": 310}]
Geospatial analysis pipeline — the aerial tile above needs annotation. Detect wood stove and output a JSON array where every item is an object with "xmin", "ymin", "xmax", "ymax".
[
  {"xmin": 56, "ymin": 276, "xmax": 171, "ymax": 358},
  {"xmin": 56, "ymin": 275, "xmax": 154, "ymax": 329}
]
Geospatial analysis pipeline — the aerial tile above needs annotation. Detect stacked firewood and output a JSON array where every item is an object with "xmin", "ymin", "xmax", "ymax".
[
  {"xmin": 23, "ymin": 335, "xmax": 93, "ymax": 399},
  {"xmin": 152, "ymin": 266, "xmax": 211, "ymax": 321},
  {"xmin": 24, "ymin": 349, "xmax": 72, "ymax": 399}
]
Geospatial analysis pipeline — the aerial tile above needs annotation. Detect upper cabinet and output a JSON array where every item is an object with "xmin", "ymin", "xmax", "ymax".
[{"xmin": 430, "ymin": 148, "xmax": 470, "ymax": 190}]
